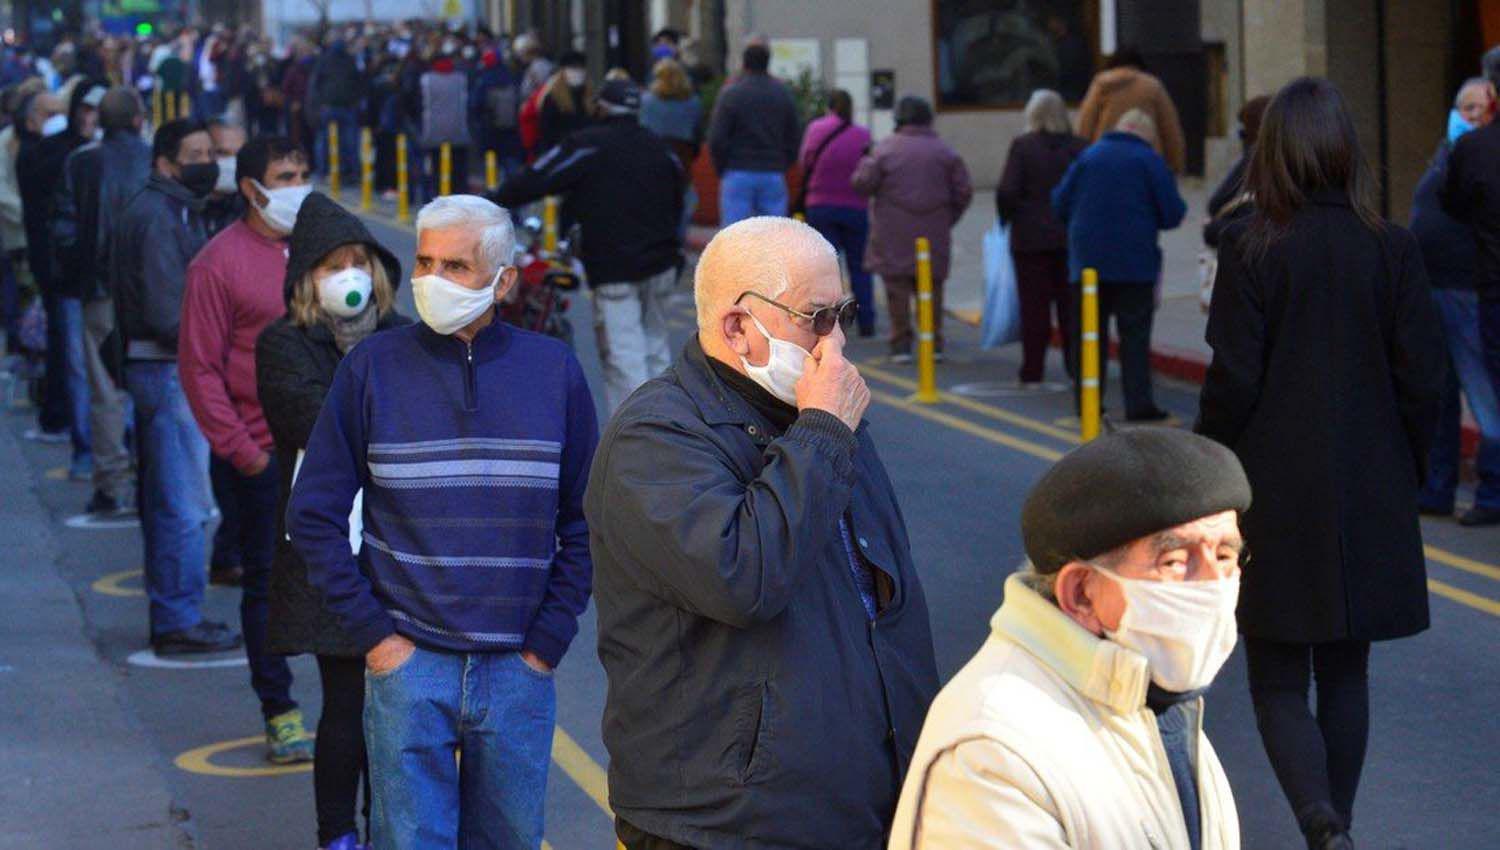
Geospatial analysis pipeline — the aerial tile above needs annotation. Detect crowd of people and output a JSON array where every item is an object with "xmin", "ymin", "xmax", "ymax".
[{"xmin": 0, "ymin": 14, "xmax": 1494, "ymax": 850}]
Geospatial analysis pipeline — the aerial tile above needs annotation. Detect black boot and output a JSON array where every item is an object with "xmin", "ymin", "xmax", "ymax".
[{"xmin": 1297, "ymin": 802, "xmax": 1353, "ymax": 850}]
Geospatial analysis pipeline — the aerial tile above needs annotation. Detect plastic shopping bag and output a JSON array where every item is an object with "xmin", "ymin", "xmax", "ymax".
[{"xmin": 980, "ymin": 220, "xmax": 1022, "ymax": 349}]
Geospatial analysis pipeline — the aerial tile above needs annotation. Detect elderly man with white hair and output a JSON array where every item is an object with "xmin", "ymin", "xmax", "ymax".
[
  {"xmin": 586, "ymin": 216, "xmax": 940, "ymax": 849},
  {"xmin": 289, "ymin": 194, "xmax": 599, "ymax": 850}
]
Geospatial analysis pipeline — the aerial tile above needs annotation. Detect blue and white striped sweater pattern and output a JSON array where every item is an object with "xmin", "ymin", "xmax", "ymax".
[{"xmin": 366, "ymin": 437, "xmax": 563, "ymax": 491}]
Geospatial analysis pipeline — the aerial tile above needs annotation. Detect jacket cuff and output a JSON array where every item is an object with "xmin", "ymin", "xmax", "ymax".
[
  {"xmin": 348, "ymin": 610, "xmax": 398, "ymax": 655},
  {"xmin": 786, "ymin": 410, "xmax": 858, "ymax": 481},
  {"xmin": 522, "ymin": 617, "xmax": 572, "ymax": 670}
]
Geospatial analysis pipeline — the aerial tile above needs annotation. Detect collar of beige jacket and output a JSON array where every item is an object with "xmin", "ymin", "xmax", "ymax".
[{"xmin": 991, "ymin": 572, "xmax": 1150, "ymax": 715}]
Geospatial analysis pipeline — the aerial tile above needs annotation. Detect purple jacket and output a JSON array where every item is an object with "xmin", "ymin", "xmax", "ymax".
[
  {"xmin": 852, "ymin": 126, "xmax": 973, "ymax": 280},
  {"xmin": 800, "ymin": 114, "xmax": 872, "ymax": 210}
]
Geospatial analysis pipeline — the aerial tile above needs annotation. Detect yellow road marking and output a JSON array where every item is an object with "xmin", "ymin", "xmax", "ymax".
[
  {"xmin": 1428, "ymin": 579, "xmax": 1500, "ymax": 616},
  {"xmin": 869, "ymin": 389, "xmax": 1063, "ymax": 462},
  {"xmin": 174, "ymin": 735, "xmax": 313, "ymax": 777},
  {"xmin": 861, "ymin": 363, "xmax": 1082, "ymax": 444},
  {"xmin": 1425, "ymin": 545, "xmax": 1500, "ymax": 582},
  {"xmin": 91, "ymin": 568, "xmax": 144, "ymax": 597},
  {"xmin": 552, "ymin": 726, "xmax": 612, "ymax": 816}
]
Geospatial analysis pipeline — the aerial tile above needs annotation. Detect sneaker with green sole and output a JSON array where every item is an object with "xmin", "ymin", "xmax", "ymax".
[{"xmin": 265, "ymin": 709, "xmax": 315, "ymax": 764}]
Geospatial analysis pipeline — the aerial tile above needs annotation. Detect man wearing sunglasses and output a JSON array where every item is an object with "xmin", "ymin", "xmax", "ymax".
[{"xmin": 585, "ymin": 216, "xmax": 940, "ymax": 849}]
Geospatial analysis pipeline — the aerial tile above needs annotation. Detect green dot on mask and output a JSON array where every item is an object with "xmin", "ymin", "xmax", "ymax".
[{"xmin": 345, "ymin": 291, "xmax": 363, "ymax": 308}]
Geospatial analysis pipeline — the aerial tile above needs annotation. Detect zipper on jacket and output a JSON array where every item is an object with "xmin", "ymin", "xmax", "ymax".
[{"xmin": 463, "ymin": 340, "xmax": 478, "ymax": 411}]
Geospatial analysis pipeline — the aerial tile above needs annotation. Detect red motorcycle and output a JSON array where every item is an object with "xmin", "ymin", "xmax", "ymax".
[{"xmin": 501, "ymin": 217, "xmax": 583, "ymax": 347}]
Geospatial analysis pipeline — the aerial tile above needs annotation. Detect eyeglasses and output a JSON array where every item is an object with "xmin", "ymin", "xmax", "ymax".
[{"xmin": 735, "ymin": 290, "xmax": 858, "ymax": 337}]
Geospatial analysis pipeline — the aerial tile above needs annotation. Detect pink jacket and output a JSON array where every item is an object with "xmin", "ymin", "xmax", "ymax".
[
  {"xmin": 799, "ymin": 114, "xmax": 872, "ymax": 210},
  {"xmin": 179, "ymin": 220, "xmax": 288, "ymax": 471},
  {"xmin": 852, "ymin": 126, "xmax": 973, "ymax": 281}
]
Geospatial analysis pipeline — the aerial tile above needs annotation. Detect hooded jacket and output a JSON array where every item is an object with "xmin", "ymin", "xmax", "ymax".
[
  {"xmin": 257, "ymin": 192, "xmax": 409, "ymax": 656},
  {"xmin": 1076, "ymin": 66, "xmax": 1187, "ymax": 174},
  {"xmin": 890, "ymin": 573, "xmax": 1239, "ymax": 850}
]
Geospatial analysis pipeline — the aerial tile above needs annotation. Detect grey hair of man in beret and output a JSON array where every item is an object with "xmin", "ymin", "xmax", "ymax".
[{"xmin": 1020, "ymin": 427, "xmax": 1252, "ymax": 637}]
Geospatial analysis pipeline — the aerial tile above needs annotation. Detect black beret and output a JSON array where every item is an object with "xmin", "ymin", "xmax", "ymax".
[{"xmin": 1022, "ymin": 428, "xmax": 1252, "ymax": 574}]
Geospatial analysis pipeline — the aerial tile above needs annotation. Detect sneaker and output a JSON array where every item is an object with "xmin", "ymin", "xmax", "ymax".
[
  {"xmin": 265, "ymin": 709, "xmax": 315, "ymax": 764},
  {"xmin": 84, "ymin": 490, "xmax": 133, "ymax": 516},
  {"xmin": 321, "ymin": 832, "xmax": 367, "ymax": 850},
  {"xmin": 1458, "ymin": 506, "xmax": 1500, "ymax": 527},
  {"xmin": 209, "ymin": 565, "xmax": 244, "ymax": 587},
  {"xmin": 23, "ymin": 427, "xmax": 68, "ymax": 444},
  {"xmin": 151, "ymin": 622, "xmax": 244, "ymax": 656}
]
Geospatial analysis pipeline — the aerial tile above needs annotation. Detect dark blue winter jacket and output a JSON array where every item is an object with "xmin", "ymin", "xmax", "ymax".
[{"xmin": 1053, "ymin": 131, "xmax": 1186, "ymax": 283}]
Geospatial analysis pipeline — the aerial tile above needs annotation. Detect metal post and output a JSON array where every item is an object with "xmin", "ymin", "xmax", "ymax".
[
  {"xmin": 396, "ymin": 133, "xmax": 410, "ymax": 223},
  {"xmin": 328, "ymin": 122, "xmax": 341, "ymax": 196},
  {"xmin": 151, "ymin": 86, "xmax": 162, "ymax": 128},
  {"xmin": 543, "ymin": 196, "xmax": 558, "ymax": 253},
  {"xmin": 439, "ymin": 142, "xmax": 452, "ymax": 196},
  {"xmin": 1080, "ymin": 267, "xmax": 1102, "ymax": 442},
  {"xmin": 914, "ymin": 236, "xmax": 939, "ymax": 404},
  {"xmin": 164, "ymin": 88, "xmax": 176, "ymax": 121},
  {"xmin": 360, "ymin": 128, "xmax": 374, "ymax": 211},
  {"xmin": 178, "ymin": 92, "xmax": 189, "ymax": 120},
  {"xmin": 485, "ymin": 149, "xmax": 499, "ymax": 192}
]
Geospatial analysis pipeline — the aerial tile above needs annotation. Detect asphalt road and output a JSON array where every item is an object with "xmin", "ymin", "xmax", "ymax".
[{"xmin": 4, "ymin": 208, "xmax": 1496, "ymax": 849}]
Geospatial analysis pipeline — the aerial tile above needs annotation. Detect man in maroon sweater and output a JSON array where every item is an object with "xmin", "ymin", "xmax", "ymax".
[{"xmin": 179, "ymin": 135, "xmax": 315, "ymax": 764}]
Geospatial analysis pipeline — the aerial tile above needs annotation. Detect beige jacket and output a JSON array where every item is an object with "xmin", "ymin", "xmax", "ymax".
[
  {"xmin": 1076, "ymin": 67, "xmax": 1187, "ymax": 174},
  {"xmin": 889, "ymin": 573, "xmax": 1239, "ymax": 850},
  {"xmin": 0, "ymin": 125, "xmax": 25, "ymax": 253}
]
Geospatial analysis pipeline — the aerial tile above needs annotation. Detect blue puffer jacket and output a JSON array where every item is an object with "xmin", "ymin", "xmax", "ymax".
[{"xmin": 1053, "ymin": 131, "xmax": 1186, "ymax": 284}]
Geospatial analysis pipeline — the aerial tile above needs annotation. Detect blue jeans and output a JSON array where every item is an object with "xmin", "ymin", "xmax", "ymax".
[
  {"xmin": 806, "ymin": 205, "xmax": 876, "ymax": 333},
  {"xmin": 719, "ymin": 169, "xmax": 787, "ymax": 225},
  {"xmin": 125, "ymin": 362, "xmax": 211, "ymax": 637},
  {"xmin": 1422, "ymin": 290, "xmax": 1500, "ymax": 510},
  {"xmin": 365, "ymin": 648, "xmax": 555, "ymax": 850},
  {"xmin": 317, "ymin": 106, "xmax": 360, "ymax": 182},
  {"xmin": 60, "ymin": 297, "xmax": 92, "ymax": 466}
]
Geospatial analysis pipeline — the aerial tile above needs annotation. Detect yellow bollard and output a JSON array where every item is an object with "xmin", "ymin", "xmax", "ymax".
[
  {"xmin": 485, "ymin": 150, "xmax": 499, "ymax": 192},
  {"xmin": 178, "ymin": 92, "xmax": 189, "ymax": 120},
  {"xmin": 164, "ymin": 89, "xmax": 176, "ymax": 121},
  {"xmin": 396, "ymin": 133, "xmax": 410, "ymax": 223},
  {"xmin": 360, "ymin": 128, "xmax": 373, "ymax": 211},
  {"xmin": 328, "ymin": 122, "xmax": 341, "ymax": 196},
  {"xmin": 151, "ymin": 87, "xmax": 162, "ymax": 128},
  {"xmin": 439, "ymin": 142, "xmax": 452, "ymax": 196},
  {"xmin": 793, "ymin": 212, "xmax": 805, "ymax": 223},
  {"xmin": 543, "ymin": 196, "xmax": 558, "ymax": 253},
  {"xmin": 1080, "ymin": 267, "xmax": 1102, "ymax": 442},
  {"xmin": 913, "ymin": 236, "xmax": 940, "ymax": 403}
]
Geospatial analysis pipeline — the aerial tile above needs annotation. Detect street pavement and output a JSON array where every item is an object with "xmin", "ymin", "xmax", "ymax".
[{"xmin": 1, "ymin": 201, "xmax": 1496, "ymax": 850}]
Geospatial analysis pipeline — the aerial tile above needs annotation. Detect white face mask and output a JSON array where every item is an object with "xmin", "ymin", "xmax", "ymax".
[
  {"xmin": 40, "ymin": 113, "xmax": 67, "ymax": 137},
  {"xmin": 213, "ymin": 155, "xmax": 237, "ymax": 194},
  {"xmin": 412, "ymin": 266, "xmax": 503, "ymax": 336},
  {"xmin": 564, "ymin": 68, "xmax": 586, "ymax": 87},
  {"xmin": 1096, "ymin": 567, "xmax": 1240, "ymax": 693},
  {"xmin": 318, "ymin": 266, "xmax": 374, "ymax": 318},
  {"xmin": 251, "ymin": 180, "xmax": 312, "ymax": 236},
  {"xmin": 739, "ymin": 312, "xmax": 810, "ymax": 406}
]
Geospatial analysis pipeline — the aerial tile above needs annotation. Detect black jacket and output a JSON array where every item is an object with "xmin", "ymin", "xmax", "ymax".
[
  {"xmin": 257, "ymin": 192, "xmax": 409, "ymax": 656},
  {"xmin": 1412, "ymin": 141, "xmax": 1477, "ymax": 290},
  {"xmin": 1196, "ymin": 194, "xmax": 1444, "ymax": 642},
  {"xmin": 313, "ymin": 46, "xmax": 364, "ymax": 109},
  {"xmin": 1203, "ymin": 151, "xmax": 1250, "ymax": 249},
  {"xmin": 995, "ymin": 130, "xmax": 1087, "ymax": 253},
  {"xmin": 1441, "ymin": 119, "xmax": 1500, "ymax": 297},
  {"xmin": 495, "ymin": 116, "xmax": 684, "ymax": 285},
  {"xmin": 708, "ymin": 73, "xmax": 800, "ymax": 174},
  {"xmin": 52, "ymin": 129, "xmax": 153, "ymax": 302},
  {"xmin": 17, "ymin": 130, "xmax": 87, "ymax": 297},
  {"xmin": 111, "ymin": 173, "xmax": 208, "ymax": 357},
  {"xmin": 586, "ymin": 337, "xmax": 940, "ymax": 849}
]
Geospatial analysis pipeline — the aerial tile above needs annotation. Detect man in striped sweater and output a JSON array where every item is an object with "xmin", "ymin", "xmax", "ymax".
[{"xmin": 289, "ymin": 195, "xmax": 598, "ymax": 850}]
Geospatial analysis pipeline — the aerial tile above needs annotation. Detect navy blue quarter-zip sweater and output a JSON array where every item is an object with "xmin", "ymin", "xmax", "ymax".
[{"xmin": 288, "ymin": 317, "xmax": 599, "ymax": 667}]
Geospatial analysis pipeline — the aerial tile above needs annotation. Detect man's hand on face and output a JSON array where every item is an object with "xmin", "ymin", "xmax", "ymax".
[
  {"xmin": 365, "ymin": 633, "xmax": 415, "ymax": 675},
  {"xmin": 794, "ymin": 328, "xmax": 870, "ymax": 432}
]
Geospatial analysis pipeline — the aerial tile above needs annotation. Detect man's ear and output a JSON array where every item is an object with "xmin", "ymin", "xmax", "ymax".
[
  {"xmin": 1054, "ymin": 562, "xmax": 1104, "ymax": 635},
  {"xmin": 494, "ymin": 266, "xmax": 520, "ymax": 302},
  {"xmin": 720, "ymin": 309, "xmax": 752, "ymax": 357},
  {"xmin": 239, "ymin": 175, "xmax": 264, "ymax": 206}
]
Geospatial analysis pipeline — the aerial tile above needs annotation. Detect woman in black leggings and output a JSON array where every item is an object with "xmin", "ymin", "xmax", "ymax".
[
  {"xmin": 257, "ymin": 193, "xmax": 413, "ymax": 849},
  {"xmin": 1196, "ymin": 77, "xmax": 1444, "ymax": 850}
]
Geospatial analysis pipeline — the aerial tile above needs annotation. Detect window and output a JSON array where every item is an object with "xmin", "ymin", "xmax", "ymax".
[{"xmin": 932, "ymin": 0, "xmax": 1099, "ymax": 110}]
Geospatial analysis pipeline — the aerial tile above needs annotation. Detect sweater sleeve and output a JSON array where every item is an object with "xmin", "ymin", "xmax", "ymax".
[
  {"xmin": 522, "ymin": 353, "xmax": 599, "ymax": 668},
  {"xmin": 288, "ymin": 353, "xmax": 395, "ymax": 653},
  {"xmin": 995, "ymin": 140, "xmax": 1025, "ymax": 224},
  {"xmin": 179, "ymin": 256, "xmax": 263, "ymax": 470}
]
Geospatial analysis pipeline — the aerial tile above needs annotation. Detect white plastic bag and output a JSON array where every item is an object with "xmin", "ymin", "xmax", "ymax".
[
  {"xmin": 289, "ymin": 449, "xmax": 364, "ymax": 554},
  {"xmin": 980, "ymin": 220, "xmax": 1022, "ymax": 349}
]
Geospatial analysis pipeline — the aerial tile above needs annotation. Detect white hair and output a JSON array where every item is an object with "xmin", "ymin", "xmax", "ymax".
[
  {"xmin": 1024, "ymin": 89, "xmax": 1071, "ymax": 135},
  {"xmin": 415, "ymin": 194, "xmax": 515, "ymax": 277},
  {"xmin": 693, "ymin": 216, "xmax": 838, "ymax": 330},
  {"xmin": 1456, "ymin": 76, "xmax": 1493, "ymax": 107},
  {"xmin": 1116, "ymin": 107, "xmax": 1157, "ymax": 145}
]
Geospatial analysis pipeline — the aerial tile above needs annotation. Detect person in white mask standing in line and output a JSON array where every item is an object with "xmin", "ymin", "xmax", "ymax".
[
  {"xmin": 179, "ymin": 135, "xmax": 316, "ymax": 763},
  {"xmin": 289, "ymin": 194, "xmax": 599, "ymax": 850},
  {"xmin": 586, "ymin": 216, "xmax": 940, "ymax": 850},
  {"xmin": 889, "ymin": 427, "xmax": 1250, "ymax": 850}
]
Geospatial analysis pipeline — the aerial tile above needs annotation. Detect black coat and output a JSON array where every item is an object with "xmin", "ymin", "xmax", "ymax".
[
  {"xmin": 1195, "ymin": 193, "xmax": 1445, "ymax": 643},
  {"xmin": 1441, "ymin": 119, "xmax": 1500, "ymax": 297},
  {"xmin": 586, "ymin": 338, "xmax": 940, "ymax": 849},
  {"xmin": 256, "ymin": 193, "xmax": 409, "ymax": 656},
  {"xmin": 995, "ymin": 130, "xmax": 1087, "ymax": 253}
]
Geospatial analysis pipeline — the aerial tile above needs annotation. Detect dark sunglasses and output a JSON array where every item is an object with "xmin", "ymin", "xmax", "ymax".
[{"xmin": 735, "ymin": 290, "xmax": 858, "ymax": 337}]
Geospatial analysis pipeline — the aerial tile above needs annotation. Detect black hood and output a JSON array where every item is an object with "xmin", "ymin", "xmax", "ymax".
[{"xmin": 283, "ymin": 192, "xmax": 403, "ymax": 305}]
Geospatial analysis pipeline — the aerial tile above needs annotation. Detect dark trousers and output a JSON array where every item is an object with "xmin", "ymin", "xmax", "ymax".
[
  {"xmin": 315, "ymin": 654, "xmax": 369, "ymax": 845},
  {"xmin": 805, "ymin": 205, "xmax": 876, "ymax": 334},
  {"xmin": 38, "ymin": 292, "xmax": 69, "ymax": 434},
  {"xmin": 1073, "ymin": 281, "xmax": 1157, "ymax": 416},
  {"xmin": 209, "ymin": 455, "xmax": 243, "ymax": 569},
  {"xmin": 884, "ymin": 274, "xmax": 945, "ymax": 354},
  {"xmin": 1482, "ymin": 294, "xmax": 1500, "ymax": 430},
  {"xmin": 423, "ymin": 145, "xmax": 471, "ymax": 200},
  {"xmin": 1244, "ymin": 638, "xmax": 1371, "ymax": 838},
  {"xmin": 1013, "ymin": 249, "xmax": 1076, "ymax": 383},
  {"xmin": 617, "ymin": 818, "xmax": 693, "ymax": 850},
  {"xmin": 218, "ymin": 455, "xmax": 296, "ymax": 719}
]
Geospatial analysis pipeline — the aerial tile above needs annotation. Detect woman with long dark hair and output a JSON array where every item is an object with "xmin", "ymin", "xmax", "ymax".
[{"xmin": 1196, "ymin": 78, "xmax": 1444, "ymax": 850}]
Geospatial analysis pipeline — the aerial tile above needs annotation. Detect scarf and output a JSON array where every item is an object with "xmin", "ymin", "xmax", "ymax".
[{"xmin": 330, "ymin": 304, "xmax": 379, "ymax": 353}]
